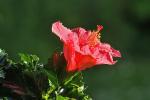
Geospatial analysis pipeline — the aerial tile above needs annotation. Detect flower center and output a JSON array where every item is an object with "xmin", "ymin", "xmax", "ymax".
[
  {"xmin": 87, "ymin": 31, "xmax": 100, "ymax": 46},
  {"xmin": 87, "ymin": 25, "xmax": 103, "ymax": 46}
]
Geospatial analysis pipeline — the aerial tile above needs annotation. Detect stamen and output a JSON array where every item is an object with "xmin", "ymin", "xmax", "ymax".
[{"xmin": 87, "ymin": 25, "xmax": 103, "ymax": 46}]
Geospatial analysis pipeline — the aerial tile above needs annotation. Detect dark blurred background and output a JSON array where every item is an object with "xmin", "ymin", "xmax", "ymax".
[{"xmin": 0, "ymin": 0, "xmax": 150, "ymax": 100}]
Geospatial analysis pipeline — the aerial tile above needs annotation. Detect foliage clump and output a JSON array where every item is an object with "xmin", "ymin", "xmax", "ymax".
[{"xmin": 0, "ymin": 49, "xmax": 92, "ymax": 100}]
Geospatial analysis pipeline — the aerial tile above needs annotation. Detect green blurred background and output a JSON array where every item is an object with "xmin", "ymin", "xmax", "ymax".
[{"xmin": 0, "ymin": 0, "xmax": 150, "ymax": 100}]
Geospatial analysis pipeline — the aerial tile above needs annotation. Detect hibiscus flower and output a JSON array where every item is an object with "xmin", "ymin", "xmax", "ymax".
[{"xmin": 52, "ymin": 21, "xmax": 121, "ymax": 72}]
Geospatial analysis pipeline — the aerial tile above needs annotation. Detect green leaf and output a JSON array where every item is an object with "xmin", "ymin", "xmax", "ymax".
[
  {"xmin": 42, "ymin": 69, "xmax": 58, "ymax": 87},
  {"xmin": 56, "ymin": 95, "xmax": 74, "ymax": 100},
  {"xmin": 2, "ymin": 97, "xmax": 9, "ymax": 100},
  {"xmin": 64, "ymin": 72, "xmax": 83, "ymax": 86},
  {"xmin": 19, "ymin": 53, "xmax": 39, "ymax": 65},
  {"xmin": 19, "ymin": 53, "xmax": 41, "ymax": 71},
  {"xmin": 42, "ymin": 79, "xmax": 56, "ymax": 100},
  {"xmin": 0, "ymin": 68, "xmax": 5, "ymax": 83},
  {"xmin": 0, "ymin": 49, "xmax": 7, "ymax": 66},
  {"xmin": 82, "ymin": 95, "xmax": 92, "ymax": 100},
  {"xmin": 62, "ymin": 72, "xmax": 92, "ymax": 99},
  {"xmin": 0, "ymin": 49, "xmax": 7, "ymax": 58},
  {"xmin": 42, "ymin": 68, "xmax": 59, "ymax": 100},
  {"xmin": 0, "ymin": 68, "xmax": 5, "ymax": 79}
]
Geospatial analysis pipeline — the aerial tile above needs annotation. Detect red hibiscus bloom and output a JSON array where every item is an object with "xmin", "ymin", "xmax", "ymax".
[{"xmin": 52, "ymin": 21, "xmax": 121, "ymax": 72}]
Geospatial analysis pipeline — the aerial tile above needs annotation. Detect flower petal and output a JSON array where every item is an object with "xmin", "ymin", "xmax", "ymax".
[
  {"xmin": 72, "ymin": 28, "xmax": 89, "ymax": 46},
  {"xmin": 111, "ymin": 47, "xmax": 121, "ymax": 57},
  {"xmin": 75, "ymin": 52, "xmax": 96, "ymax": 71},
  {"xmin": 92, "ymin": 43, "xmax": 121, "ymax": 65},
  {"xmin": 52, "ymin": 21, "xmax": 72, "ymax": 43},
  {"xmin": 63, "ymin": 41, "xmax": 77, "ymax": 71}
]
